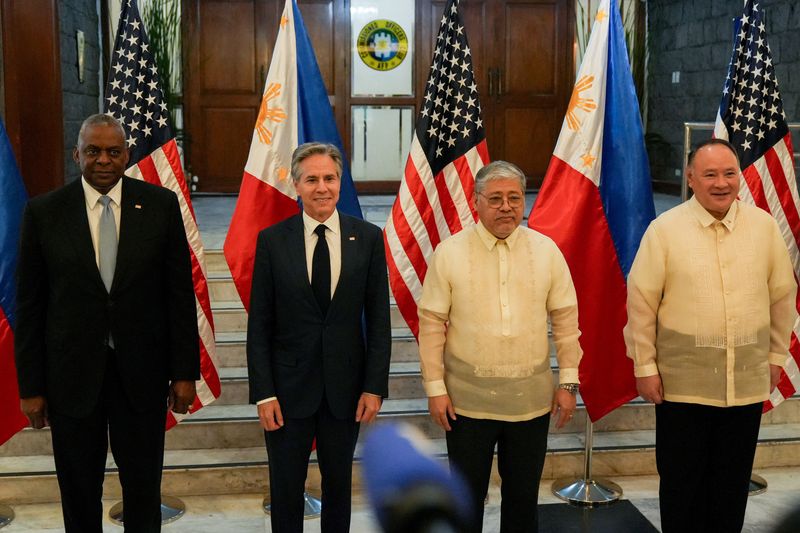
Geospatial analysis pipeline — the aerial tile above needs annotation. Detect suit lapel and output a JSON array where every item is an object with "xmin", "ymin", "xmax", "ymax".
[
  {"xmin": 331, "ymin": 215, "xmax": 358, "ymax": 309},
  {"xmin": 61, "ymin": 180, "xmax": 106, "ymax": 292},
  {"xmin": 283, "ymin": 214, "xmax": 318, "ymax": 305},
  {"xmin": 110, "ymin": 178, "xmax": 143, "ymax": 294}
]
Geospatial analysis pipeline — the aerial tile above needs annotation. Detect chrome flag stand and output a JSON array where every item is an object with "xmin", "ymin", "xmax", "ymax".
[
  {"xmin": 551, "ymin": 417, "xmax": 622, "ymax": 506},
  {"xmin": 108, "ymin": 495, "xmax": 186, "ymax": 526},
  {"xmin": 0, "ymin": 504, "xmax": 14, "ymax": 529},
  {"xmin": 748, "ymin": 473, "xmax": 768, "ymax": 496},
  {"xmin": 263, "ymin": 492, "xmax": 322, "ymax": 519}
]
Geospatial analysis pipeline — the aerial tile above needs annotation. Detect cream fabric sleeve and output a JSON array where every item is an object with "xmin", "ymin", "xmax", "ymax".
[
  {"xmin": 418, "ymin": 246, "xmax": 453, "ymax": 397},
  {"xmin": 766, "ymin": 218, "xmax": 799, "ymax": 367},
  {"xmin": 624, "ymin": 224, "xmax": 665, "ymax": 378},
  {"xmin": 545, "ymin": 243, "xmax": 582, "ymax": 383},
  {"xmin": 549, "ymin": 306, "xmax": 582, "ymax": 384}
]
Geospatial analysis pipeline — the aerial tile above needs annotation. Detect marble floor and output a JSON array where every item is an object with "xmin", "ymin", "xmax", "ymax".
[{"xmin": 3, "ymin": 468, "xmax": 800, "ymax": 532}]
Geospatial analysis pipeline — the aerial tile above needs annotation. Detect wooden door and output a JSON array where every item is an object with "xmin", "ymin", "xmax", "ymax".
[
  {"xmin": 183, "ymin": 0, "xmax": 342, "ymax": 193},
  {"xmin": 421, "ymin": 0, "xmax": 572, "ymax": 187},
  {"xmin": 487, "ymin": 0, "xmax": 573, "ymax": 186}
]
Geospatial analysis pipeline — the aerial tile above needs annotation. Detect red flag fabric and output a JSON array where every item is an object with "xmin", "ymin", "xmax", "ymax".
[
  {"xmin": 713, "ymin": 0, "xmax": 800, "ymax": 412},
  {"xmin": 0, "ymin": 116, "xmax": 28, "ymax": 446},
  {"xmin": 385, "ymin": 0, "xmax": 489, "ymax": 337},
  {"xmin": 106, "ymin": 0, "xmax": 220, "ymax": 427}
]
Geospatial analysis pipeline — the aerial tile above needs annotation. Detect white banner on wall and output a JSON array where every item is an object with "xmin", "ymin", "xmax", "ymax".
[{"xmin": 350, "ymin": 0, "xmax": 414, "ymax": 96}]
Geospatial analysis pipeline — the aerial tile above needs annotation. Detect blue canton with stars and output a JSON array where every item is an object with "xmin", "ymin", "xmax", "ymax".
[
  {"xmin": 719, "ymin": 0, "xmax": 788, "ymax": 170},
  {"xmin": 416, "ymin": 0, "xmax": 485, "ymax": 176},
  {"xmin": 105, "ymin": 0, "xmax": 174, "ymax": 166}
]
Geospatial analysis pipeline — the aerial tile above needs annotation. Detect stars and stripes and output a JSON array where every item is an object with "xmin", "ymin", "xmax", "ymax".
[
  {"xmin": 714, "ymin": 0, "xmax": 800, "ymax": 412},
  {"xmin": 106, "ymin": 0, "xmax": 220, "ymax": 427},
  {"xmin": 385, "ymin": 0, "xmax": 489, "ymax": 337}
]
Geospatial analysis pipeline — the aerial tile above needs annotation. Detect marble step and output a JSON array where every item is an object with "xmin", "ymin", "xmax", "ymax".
[
  {"xmin": 215, "ymin": 362, "xmax": 428, "ymax": 405},
  {"xmin": 3, "ymin": 422, "xmax": 800, "ymax": 504},
  {"xmin": 212, "ymin": 301, "xmax": 406, "ymax": 333},
  {"xmin": 215, "ymin": 331, "xmax": 421, "ymax": 367},
  {"xmin": 5, "ymin": 395, "xmax": 799, "ymax": 460}
]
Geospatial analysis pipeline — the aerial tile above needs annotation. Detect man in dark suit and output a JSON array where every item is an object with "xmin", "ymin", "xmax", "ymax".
[
  {"xmin": 247, "ymin": 142, "xmax": 391, "ymax": 532},
  {"xmin": 14, "ymin": 114, "xmax": 199, "ymax": 533}
]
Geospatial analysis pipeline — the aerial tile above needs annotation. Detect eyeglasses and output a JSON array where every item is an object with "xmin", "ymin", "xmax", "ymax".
[{"xmin": 478, "ymin": 192, "xmax": 524, "ymax": 209}]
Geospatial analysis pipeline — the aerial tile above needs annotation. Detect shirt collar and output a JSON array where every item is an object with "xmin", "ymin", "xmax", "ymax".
[
  {"xmin": 475, "ymin": 220, "xmax": 520, "ymax": 250},
  {"xmin": 82, "ymin": 176, "xmax": 123, "ymax": 209},
  {"xmin": 302, "ymin": 209, "xmax": 340, "ymax": 236},
  {"xmin": 688, "ymin": 195, "xmax": 737, "ymax": 231}
]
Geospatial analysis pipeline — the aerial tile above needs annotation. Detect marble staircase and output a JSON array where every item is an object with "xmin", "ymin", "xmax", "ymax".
[{"xmin": 2, "ymin": 249, "xmax": 800, "ymax": 506}]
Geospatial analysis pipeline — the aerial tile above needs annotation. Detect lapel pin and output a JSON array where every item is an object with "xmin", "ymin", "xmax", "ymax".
[
  {"xmin": 134, "ymin": 204, "xmax": 142, "ymax": 209},
  {"xmin": 349, "ymin": 236, "xmax": 356, "ymax": 241}
]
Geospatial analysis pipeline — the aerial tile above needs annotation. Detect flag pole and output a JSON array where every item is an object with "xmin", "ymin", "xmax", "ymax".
[
  {"xmin": 0, "ymin": 504, "xmax": 14, "ymax": 528},
  {"xmin": 551, "ymin": 416, "xmax": 622, "ymax": 506},
  {"xmin": 108, "ymin": 496, "xmax": 186, "ymax": 525},
  {"xmin": 263, "ymin": 493, "xmax": 322, "ymax": 519}
]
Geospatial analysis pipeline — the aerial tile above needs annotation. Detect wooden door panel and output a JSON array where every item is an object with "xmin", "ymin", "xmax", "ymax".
[
  {"xmin": 504, "ymin": 3, "xmax": 557, "ymax": 96},
  {"xmin": 200, "ymin": 2, "xmax": 259, "ymax": 93},
  {"xmin": 298, "ymin": 0, "xmax": 335, "ymax": 94},
  {"xmin": 201, "ymin": 108, "xmax": 257, "ymax": 181},
  {"xmin": 503, "ymin": 107, "xmax": 558, "ymax": 178}
]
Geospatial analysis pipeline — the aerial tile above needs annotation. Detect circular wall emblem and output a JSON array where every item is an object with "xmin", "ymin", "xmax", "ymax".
[{"xmin": 356, "ymin": 19, "xmax": 409, "ymax": 71}]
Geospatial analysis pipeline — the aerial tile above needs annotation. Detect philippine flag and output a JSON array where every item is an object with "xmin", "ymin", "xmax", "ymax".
[
  {"xmin": 224, "ymin": 0, "xmax": 362, "ymax": 310},
  {"xmin": 528, "ymin": 0, "xmax": 655, "ymax": 422}
]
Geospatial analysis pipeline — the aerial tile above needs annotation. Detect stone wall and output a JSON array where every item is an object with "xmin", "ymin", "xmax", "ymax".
[
  {"xmin": 646, "ymin": 0, "xmax": 800, "ymax": 189},
  {"xmin": 59, "ymin": 0, "xmax": 102, "ymax": 184}
]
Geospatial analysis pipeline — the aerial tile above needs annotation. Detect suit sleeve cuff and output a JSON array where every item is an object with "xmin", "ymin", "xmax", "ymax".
[
  {"xmin": 256, "ymin": 397, "xmax": 277, "ymax": 405},
  {"xmin": 633, "ymin": 364, "xmax": 659, "ymax": 378},
  {"xmin": 768, "ymin": 352, "xmax": 788, "ymax": 367},
  {"xmin": 423, "ymin": 380, "xmax": 448, "ymax": 397}
]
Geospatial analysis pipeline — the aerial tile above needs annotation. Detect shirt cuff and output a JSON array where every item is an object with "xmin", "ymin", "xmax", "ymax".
[
  {"xmin": 633, "ymin": 363, "xmax": 659, "ymax": 378},
  {"xmin": 768, "ymin": 352, "xmax": 788, "ymax": 368},
  {"xmin": 423, "ymin": 380, "xmax": 448, "ymax": 397},
  {"xmin": 256, "ymin": 397, "xmax": 277, "ymax": 405},
  {"xmin": 559, "ymin": 368, "xmax": 579, "ymax": 384},
  {"xmin": 362, "ymin": 392, "xmax": 382, "ymax": 398}
]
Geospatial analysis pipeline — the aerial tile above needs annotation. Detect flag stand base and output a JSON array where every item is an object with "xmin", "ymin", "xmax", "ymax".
[
  {"xmin": 0, "ymin": 504, "xmax": 14, "ymax": 529},
  {"xmin": 263, "ymin": 492, "xmax": 322, "ymax": 519},
  {"xmin": 551, "ymin": 417, "xmax": 622, "ymax": 507},
  {"xmin": 748, "ymin": 474, "xmax": 768, "ymax": 496},
  {"xmin": 552, "ymin": 477, "xmax": 623, "ymax": 507},
  {"xmin": 108, "ymin": 495, "xmax": 185, "ymax": 526}
]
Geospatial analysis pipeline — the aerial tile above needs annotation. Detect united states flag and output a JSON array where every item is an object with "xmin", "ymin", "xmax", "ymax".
[
  {"xmin": 106, "ymin": 0, "xmax": 220, "ymax": 427},
  {"xmin": 385, "ymin": 0, "xmax": 489, "ymax": 337},
  {"xmin": 714, "ymin": 0, "xmax": 800, "ymax": 412}
]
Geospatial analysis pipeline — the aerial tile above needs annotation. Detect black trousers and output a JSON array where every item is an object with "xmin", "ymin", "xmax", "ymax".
[
  {"xmin": 264, "ymin": 395, "xmax": 359, "ymax": 533},
  {"xmin": 445, "ymin": 413, "xmax": 550, "ymax": 533},
  {"xmin": 48, "ymin": 349, "xmax": 167, "ymax": 533},
  {"xmin": 655, "ymin": 401, "xmax": 763, "ymax": 533}
]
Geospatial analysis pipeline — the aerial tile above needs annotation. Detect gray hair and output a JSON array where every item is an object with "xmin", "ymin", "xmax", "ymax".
[
  {"xmin": 474, "ymin": 160, "xmax": 526, "ymax": 194},
  {"xmin": 77, "ymin": 113, "xmax": 126, "ymax": 147},
  {"xmin": 291, "ymin": 142, "xmax": 343, "ymax": 183}
]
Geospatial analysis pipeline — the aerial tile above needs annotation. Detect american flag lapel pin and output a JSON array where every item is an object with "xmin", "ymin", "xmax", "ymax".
[
  {"xmin": 134, "ymin": 204, "xmax": 142, "ymax": 209},
  {"xmin": 349, "ymin": 236, "xmax": 356, "ymax": 241}
]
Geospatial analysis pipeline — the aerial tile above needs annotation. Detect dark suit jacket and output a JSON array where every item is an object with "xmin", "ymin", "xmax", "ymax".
[
  {"xmin": 14, "ymin": 177, "xmax": 199, "ymax": 418},
  {"xmin": 246, "ymin": 212, "xmax": 391, "ymax": 420}
]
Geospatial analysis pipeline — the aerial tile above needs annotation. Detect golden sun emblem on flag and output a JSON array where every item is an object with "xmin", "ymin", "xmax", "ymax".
[
  {"xmin": 256, "ymin": 83, "xmax": 287, "ymax": 145},
  {"xmin": 566, "ymin": 75, "xmax": 597, "ymax": 131}
]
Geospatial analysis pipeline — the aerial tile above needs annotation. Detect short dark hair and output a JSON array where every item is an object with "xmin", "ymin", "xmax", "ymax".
[
  {"xmin": 687, "ymin": 138, "xmax": 740, "ymax": 168},
  {"xmin": 291, "ymin": 142, "xmax": 343, "ymax": 183},
  {"xmin": 77, "ymin": 113, "xmax": 126, "ymax": 147}
]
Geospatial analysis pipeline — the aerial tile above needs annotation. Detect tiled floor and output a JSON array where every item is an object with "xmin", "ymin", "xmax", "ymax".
[{"xmin": 4, "ymin": 468, "xmax": 800, "ymax": 531}]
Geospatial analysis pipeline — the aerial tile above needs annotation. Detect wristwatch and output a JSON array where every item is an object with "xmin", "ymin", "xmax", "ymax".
[{"xmin": 558, "ymin": 383, "xmax": 579, "ymax": 395}]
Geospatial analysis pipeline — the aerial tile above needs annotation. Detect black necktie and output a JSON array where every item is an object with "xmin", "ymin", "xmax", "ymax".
[{"xmin": 312, "ymin": 224, "xmax": 330, "ymax": 315}]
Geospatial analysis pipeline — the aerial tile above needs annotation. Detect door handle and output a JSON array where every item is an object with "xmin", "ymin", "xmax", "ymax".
[
  {"xmin": 488, "ymin": 68, "xmax": 494, "ymax": 96},
  {"xmin": 496, "ymin": 69, "xmax": 503, "ymax": 102}
]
